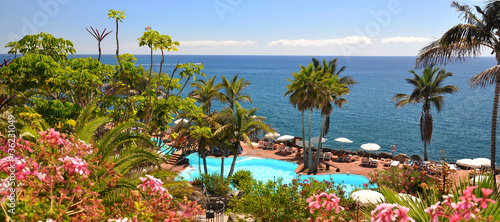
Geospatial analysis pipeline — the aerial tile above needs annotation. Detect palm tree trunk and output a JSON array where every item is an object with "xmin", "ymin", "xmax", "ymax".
[
  {"xmin": 314, "ymin": 115, "xmax": 327, "ymax": 174},
  {"xmin": 302, "ymin": 111, "xmax": 308, "ymax": 169},
  {"xmin": 228, "ymin": 151, "xmax": 238, "ymax": 178},
  {"xmin": 220, "ymin": 149, "xmax": 225, "ymax": 177},
  {"xmin": 308, "ymin": 109, "xmax": 313, "ymax": 174},
  {"xmin": 145, "ymin": 48, "xmax": 154, "ymax": 127},
  {"xmin": 490, "ymin": 78, "xmax": 500, "ymax": 187},
  {"xmin": 202, "ymin": 152, "xmax": 208, "ymax": 175},
  {"xmin": 115, "ymin": 19, "xmax": 122, "ymax": 71}
]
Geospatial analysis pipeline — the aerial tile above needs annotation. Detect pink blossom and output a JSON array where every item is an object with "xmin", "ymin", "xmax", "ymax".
[
  {"xmin": 306, "ymin": 194, "xmax": 321, "ymax": 214},
  {"xmin": 479, "ymin": 188, "xmax": 496, "ymax": 209},
  {"xmin": 137, "ymin": 175, "xmax": 169, "ymax": 197},
  {"xmin": 38, "ymin": 129, "xmax": 67, "ymax": 146},
  {"xmin": 59, "ymin": 156, "xmax": 90, "ymax": 176},
  {"xmin": 371, "ymin": 203, "xmax": 414, "ymax": 222},
  {"xmin": 424, "ymin": 202, "xmax": 442, "ymax": 222}
]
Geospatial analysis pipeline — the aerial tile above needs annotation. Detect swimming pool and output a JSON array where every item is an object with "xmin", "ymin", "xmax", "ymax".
[{"xmin": 177, "ymin": 153, "xmax": 371, "ymax": 192}]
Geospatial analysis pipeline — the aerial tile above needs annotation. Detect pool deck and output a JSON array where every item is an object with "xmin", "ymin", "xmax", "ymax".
[{"xmin": 162, "ymin": 141, "xmax": 500, "ymax": 184}]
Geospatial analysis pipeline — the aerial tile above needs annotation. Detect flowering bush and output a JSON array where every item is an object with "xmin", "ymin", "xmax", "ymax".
[
  {"xmin": 308, "ymin": 186, "xmax": 497, "ymax": 221},
  {"xmin": 0, "ymin": 129, "xmax": 104, "ymax": 221},
  {"xmin": 0, "ymin": 129, "xmax": 203, "ymax": 221},
  {"xmin": 227, "ymin": 177, "xmax": 357, "ymax": 221},
  {"xmin": 425, "ymin": 186, "xmax": 496, "ymax": 221},
  {"xmin": 368, "ymin": 166, "xmax": 432, "ymax": 194}
]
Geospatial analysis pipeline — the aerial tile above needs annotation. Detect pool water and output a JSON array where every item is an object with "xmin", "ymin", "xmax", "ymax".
[{"xmin": 177, "ymin": 153, "xmax": 371, "ymax": 192}]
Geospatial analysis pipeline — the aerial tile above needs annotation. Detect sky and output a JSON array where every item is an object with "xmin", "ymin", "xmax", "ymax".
[{"xmin": 0, "ymin": 0, "xmax": 492, "ymax": 56}]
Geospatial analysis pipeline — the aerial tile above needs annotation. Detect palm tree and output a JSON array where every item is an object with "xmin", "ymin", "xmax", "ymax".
[
  {"xmin": 415, "ymin": 1, "xmax": 500, "ymax": 172},
  {"xmin": 219, "ymin": 74, "xmax": 253, "ymax": 112},
  {"xmin": 189, "ymin": 75, "xmax": 223, "ymax": 114},
  {"xmin": 285, "ymin": 63, "xmax": 323, "ymax": 173},
  {"xmin": 215, "ymin": 102, "xmax": 271, "ymax": 178},
  {"xmin": 311, "ymin": 58, "xmax": 355, "ymax": 173},
  {"xmin": 391, "ymin": 66, "xmax": 458, "ymax": 161}
]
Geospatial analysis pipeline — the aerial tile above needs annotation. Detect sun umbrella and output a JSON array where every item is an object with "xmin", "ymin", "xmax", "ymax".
[
  {"xmin": 334, "ymin": 137, "xmax": 353, "ymax": 151},
  {"xmin": 350, "ymin": 190, "xmax": 385, "ymax": 207},
  {"xmin": 473, "ymin": 158, "xmax": 491, "ymax": 168},
  {"xmin": 361, "ymin": 143, "xmax": 380, "ymax": 158},
  {"xmin": 457, "ymin": 159, "xmax": 482, "ymax": 169},
  {"xmin": 174, "ymin": 118, "xmax": 189, "ymax": 125},
  {"xmin": 311, "ymin": 137, "xmax": 327, "ymax": 144},
  {"xmin": 296, "ymin": 141, "xmax": 312, "ymax": 148},
  {"xmin": 277, "ymin": 135, "xmax": 294, "ymax": 142},
  {"xmin": 264, "ymin": 132, "xmax": 280, "ymax": 138}
]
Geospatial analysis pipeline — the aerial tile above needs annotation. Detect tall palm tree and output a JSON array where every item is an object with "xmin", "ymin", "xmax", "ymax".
[
  {"xmin": 219, "ymin": 74, "xmax": 253, "ymax": 112},
  {"xmin": 416, "ymin": 1, "xmax": 500, "ymax": 172},
  {"xmin": 391, "ymin": 66, "xmax": 458, "ymax": 161},
  {"xmin": 189, "ymin": 75, "xmax": 223, "ymax": 114},
  {"xmin": 285, "ymin": 63, "xmax": 323, "ymax": 173},
  {"xmin": 215, "ymin": 102, "xmax": 271, "ymax": 178},
  {"xmin": 312, "ymin": 58, "xmax": 355, "ymax": 173}
]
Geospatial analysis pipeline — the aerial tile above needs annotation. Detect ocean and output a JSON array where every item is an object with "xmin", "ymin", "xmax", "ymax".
[{"xmin": 1, "ymin": 54, "xmax": 498, "ymax": 164}]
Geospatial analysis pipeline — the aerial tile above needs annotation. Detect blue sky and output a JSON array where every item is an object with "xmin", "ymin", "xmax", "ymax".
[{"xmin": 0, "ymin": 0, "xmax": 490, "ymax": 56}]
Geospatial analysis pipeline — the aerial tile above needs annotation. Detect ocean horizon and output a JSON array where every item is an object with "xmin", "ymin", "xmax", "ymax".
[{"xmin": 1, "ymin": 54, "xmax": 498, "ymax": 164}]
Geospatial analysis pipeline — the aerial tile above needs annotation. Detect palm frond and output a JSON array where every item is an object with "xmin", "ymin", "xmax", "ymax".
[{"xmin": 469, "ymin": 65, "xmax": 500, "ymax": 88}]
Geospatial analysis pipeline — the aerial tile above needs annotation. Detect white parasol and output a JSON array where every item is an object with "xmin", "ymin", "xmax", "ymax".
[
  {"xmin": 473, "ymin": 158, "xmax": 491, "ymax": 168},
  {"xmin": 334, "ymin": 137, "xmax": 353, "ymax": 151},
  {"xmin": 457, "ymin": 159, "xmax": 482, "ymax": 169},
  {"xmin": 311, "ymin": 137, "xmax": 327, "ymax": 144},
  {"xmin": 361, "ymin": 143, "xmax": 380, "ymax": 158},
  {"xmin": 264, "ymin": 132, "xmax": 280, "ymax": 138},
  {"xmin": 277, "ymin": 135, "xmax": 295, "ymax": 142}
]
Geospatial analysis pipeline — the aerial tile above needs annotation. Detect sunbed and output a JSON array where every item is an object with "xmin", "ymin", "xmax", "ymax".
[
  {"xmin": 361, "ymin": 157, "xmax": 369, "ymax": 166},
  {"xmin": 390, "ymin": 160, "xmax": 400, "ymax": 167}
]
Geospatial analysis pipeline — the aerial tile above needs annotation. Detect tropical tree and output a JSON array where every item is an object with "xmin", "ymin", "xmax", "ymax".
[
  {"xmin": 108, "ymin": 9, "xmax": 125, "ymax": 71},
  {"xmin": 219, "ymin": 74, "xmax": 253, "ymax": 112},
  {"xmin": 311, "ymin": 58, "xmax": 355, "ymax": 173},
  {"xmin": 189, "ymin": 75, "xmax": 223, "ymax": 114},
  {"xmin": 415, "ymin": 1, "xmax": 500, "ymax": 172},
  {"xmin": 285, "ymin": 63, "xmax": 323, "ymax": 173},
  {"xmin": 391, "ymin": 66, "xmax": 458, "ymax": 161},
  {"xmin": 86, "ymin": 26, "xmax": 112, "ymax": 61},
  {"xmin": 215, "ymin": 102, "xmax": 272, "ymax": 178}
]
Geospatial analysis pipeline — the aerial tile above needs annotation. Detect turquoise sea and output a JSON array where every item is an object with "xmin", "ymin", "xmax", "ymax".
[{"xmin": 2, "ymin": 54, "xmax": 498, "ymax": 164}]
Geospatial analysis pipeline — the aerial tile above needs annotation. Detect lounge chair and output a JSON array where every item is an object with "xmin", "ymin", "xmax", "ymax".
[
  {"xmin": 361, "ymin": 157, "xmax": 370, "ymax": 166},
  {"xmin": 337, "ymin": 154, "xmax": 345, "ymax": 162},
  {"xmin": 322, "ymin": 152, "xmax": 332, "ymax": 161},
  {"xmin": 278, "ymin": 144, "xmax": 286, "ymax": 154},
  {"xmin": 263, "ymin": 142, "xmax": 274, "ymax": 150},
  {"xmin": 370, "ymin": 159, "xmax": 379, "ymax": 167},
  {"xmin": 344, "ymin": 155, "xmax": 353, "ymax": 163},
  {"xmin": 390, "ymin": 160, "xmax": 400, "ymax": 167},
  {"xmin": 381, "ymin": 159, "xmax": 392, "ymax": 167}
]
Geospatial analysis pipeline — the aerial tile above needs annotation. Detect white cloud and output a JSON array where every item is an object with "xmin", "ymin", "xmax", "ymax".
[
  {"xmin": 380, "ymin": 36, "xmax": 431, "ymax": 44},
  {"xmin": 180, "ymin": 40, "xmax": 258, "ymax": 47},
  {"xmin": 268, "ymin": 36, "xmax": 372, "ymax": 46}
]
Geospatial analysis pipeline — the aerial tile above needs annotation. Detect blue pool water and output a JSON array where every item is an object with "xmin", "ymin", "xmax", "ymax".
[{"xmin": 177, "ymin": 153, "xmax": 370, "ymax": 192}]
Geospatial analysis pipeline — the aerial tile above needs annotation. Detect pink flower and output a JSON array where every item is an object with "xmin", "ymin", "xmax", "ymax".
[
  {"xmin": 137, "ymin": 175, "xmax": 170, "ymax": 197},
  {"xmin": 479, "ymin": 188, "xmax": 496, "ymax": 209},
  {"xmin": 306, "ymin": 194, "xmax": 321, "ymax": 214},
  {"xmin": 425, "ymin": 202, "xmax": 442, "ymax": 222},
  {"xmin": 371, "ymin": 203, "xmax": 414, "ymax": 222},
  {"xmin": 320, "ymin": 193, "xmax": 344, "ymax": 213},
  {"xmin": 59, "ymin": 156, "xmax": 90, "ymax": 176}
]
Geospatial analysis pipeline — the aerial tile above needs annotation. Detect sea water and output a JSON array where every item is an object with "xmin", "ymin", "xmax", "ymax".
[{"xmin": 1, "ymin": 54, "xmax": 497, "ymax": 164}]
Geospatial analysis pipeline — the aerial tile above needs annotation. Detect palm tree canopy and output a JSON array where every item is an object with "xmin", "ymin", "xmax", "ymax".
[
  {"xmin": 416, "ymin": 1, "xmax": 500, "ymax": 69},
  {"xmin": 218, "ymin": 74, "xmax": 253, "ymax": 110},
  {"xmin": 188, "ymin": 75, "xmax": 222, "ymax": 114},
  {"xmin": 391, "ymin": 66, "xmax": 458, "ymax": 113}
]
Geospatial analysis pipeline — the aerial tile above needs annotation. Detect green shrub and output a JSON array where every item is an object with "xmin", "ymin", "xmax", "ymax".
[
  {"xmin": 230, "ymin": 169, "xmax": 252, "ymax": 189},
  {"xmin": 194, "ymin": 172, "xmax": 231, "ymax": 197},
  {"xmin": 227, "ymin": 177, "xmax": 357, "ymax": 221},
  {"xmin": 368, "ymin": 165, "xmax": 434, "ymax": 194}
]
